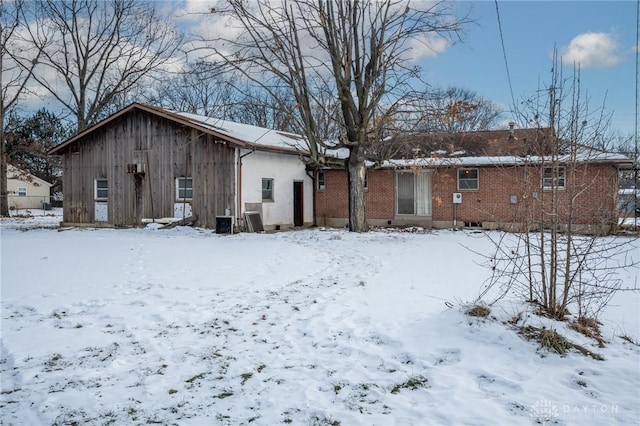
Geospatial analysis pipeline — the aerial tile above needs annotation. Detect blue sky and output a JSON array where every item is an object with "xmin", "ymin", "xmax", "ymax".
[
  {"xmin": 12, "ymin": 0, "xmax": 638, "ymax": 139},
  {"xmin": 420, "ymin": 1, "xmax": 638, "ymax": 135}
]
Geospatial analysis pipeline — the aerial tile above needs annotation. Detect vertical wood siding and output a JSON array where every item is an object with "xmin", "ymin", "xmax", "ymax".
[{"xmin": 59, "ymin": 109, "xmax": 236, "ymax": 228}]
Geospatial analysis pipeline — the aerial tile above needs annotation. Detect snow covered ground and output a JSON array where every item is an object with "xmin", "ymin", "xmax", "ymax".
[{"xmin": 1, "ymin": 210, "xmax": 639, "ymax": 425}]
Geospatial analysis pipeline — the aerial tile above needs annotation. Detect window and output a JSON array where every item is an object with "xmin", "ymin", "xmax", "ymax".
[
  {"xmin": 317, "ymin": 171, "xmax": 326, "ymax": 191},
  {"xmin": 95, "ymin": 179, "xmax": 108, "ymax": 200},
  {"xmin": 364, "ymin": 171, "xmax": 368, "ymax": 190},
  {"xmin": 176, "ymin": 177, "xmax": 193, "ymax": 201},
  {"xmin": 542, "ymin": 166, "xmax": 565, "ymax": 190},
  {"xmin": 17, "ymin": 187, "xmax": 27, "ymax": 197},
  {"xmin": 397, "ymin": 172, "xmax": 415, "ymax": 214},
  {"xmin": 262, "ymin": 178, "xmax": 274, "ymax": 201},
  {"xmin": 396, "ymin": 171, "xmax": 432, "ymax": 216},
  {"xmin": 458, "ymin": 168, "xmax": 479, "ymax": 190}
]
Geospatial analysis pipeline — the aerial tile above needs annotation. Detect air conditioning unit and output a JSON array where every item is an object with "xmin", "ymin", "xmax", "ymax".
[
  {"xmin": 453, "ymin": 193, "xmax": 462, "ymax": 204},
  {"xmin": 126, "ymin": 163, "xmax": 146, "ymax": 174}
]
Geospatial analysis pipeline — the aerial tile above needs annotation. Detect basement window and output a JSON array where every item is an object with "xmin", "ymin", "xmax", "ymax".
[
  {"xmin": 542, "ymin": 167, "xmax": 565, "ymax": 190},
  {"xmin": 262, "ymin": 178, "xmax": 274, "ymax": 201},
  {"xmin": 457, "ymin": 168, "xmax": 479, "ymax": 190},
  {"xmin": 95, "ymin": 179, "xmax": 108, "ymax": 200},
  {"xmin": 176, "ymin": 177, "xmax": 193, "ymax": 201}
]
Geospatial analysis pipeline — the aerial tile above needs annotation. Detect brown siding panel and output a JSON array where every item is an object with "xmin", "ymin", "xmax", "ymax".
[{"xmin": 58, "ymin": 109, "xmax": 236, "ymax": 228}]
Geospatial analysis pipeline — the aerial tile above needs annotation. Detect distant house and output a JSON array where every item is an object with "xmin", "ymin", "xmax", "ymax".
[
  {"xmin": 316, "ymin": 127, "xmax": 634, "ymax": 234},
  {"xmin": 6, "ymin": 164, "xmax": 54, "ymax": 210},
  {"xmin": 48, "ymin": 103, "xmax": 313, "ymax": 230},
  {"xmin": 618, "ymin": 188, "xmax": 639, "ymax": 217}
]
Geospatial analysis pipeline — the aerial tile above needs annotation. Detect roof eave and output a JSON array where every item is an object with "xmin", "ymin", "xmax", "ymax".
[
  {"xmin": 48, "ymin": 102, "xmax": 250, "ymax": 155},
  {"xmin": 242, "ymin": 142, "xmax": 309, "ymax": 156}
]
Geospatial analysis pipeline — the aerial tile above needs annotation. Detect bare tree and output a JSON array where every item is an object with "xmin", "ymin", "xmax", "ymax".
[
  {"xmin": 227, "ymin": 84, "xmax": 300, "ymax": 133},
  {"xmin": 145, "ymin": 61, "xmax": 237, "ymax": 118},
  {"xmin": 16, "ymin": 0, "xmax": 182, "ymax": 131},
  {"xmin": 202, "ymin": 0, "xmax": 466, "ymax": 231},
  {"xmin": 0, "ymin": 0, "xmax": 44, "ymax": 216},
  {"xmin": 366, "ymin": 86, "xmax": 504, "ymax": 163},
  {"xmin": 476, "ymin": 59, "xmax": 638, "ymax": 323},
  {"xmin": 415, "ymin": 86, "xmax": 504, "ymax": 133}
]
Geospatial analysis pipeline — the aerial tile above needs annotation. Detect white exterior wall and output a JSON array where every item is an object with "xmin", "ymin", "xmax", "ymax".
[
  {"xmin": 240, "ymin": 149, "xmax": 313, "ymax": 229},
  {"xmin": 7, "ymin": 165, "xmax": 53, "ymax": 210}
]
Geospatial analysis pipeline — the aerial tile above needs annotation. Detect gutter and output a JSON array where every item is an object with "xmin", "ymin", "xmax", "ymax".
[
  {"xmin": 237, "ymin": 148, "xmax": 256, "ymax": 230},
  {"xmin": 306, "ymin": 168, "xmax": 317, "ymax": 227}
]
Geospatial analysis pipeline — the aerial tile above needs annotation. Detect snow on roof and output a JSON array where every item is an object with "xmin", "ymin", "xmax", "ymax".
[
  {"xmin": 172, "ymin": 111, "xmax": 308, "ymax": 153},
  {"xmin": 320, "ymin": 134, "xmax": 631, "ymax": 168},
  {"xmin": 377, "ymin": 151, "xmax": 632, "ymax": 168},
  {"xmin": 323, "ymin": 146, "xmax": 349, "ymax": 160},
  {"xmin": 619, "ymin": 188, "xmax": 640, "ymax": 195},
  {"xmin": 7, "ymin": 164, "xmax": 54, "ymax": 187}
]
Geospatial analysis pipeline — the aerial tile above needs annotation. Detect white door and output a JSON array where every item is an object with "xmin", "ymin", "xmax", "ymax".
[{"xmin": 94, "ymin": 202, "xmax": 108, "ymax": 222}]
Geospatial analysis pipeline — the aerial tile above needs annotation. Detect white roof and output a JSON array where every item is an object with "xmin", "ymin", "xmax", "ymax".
[
  {"xmin": 172, "ymin": 111, "xmax": 308, "ymax": 153},
  {"xmin": 167, "ymin": 111, "xmax": 632, "ymax": 167},
  {"xmin": 377, "ymin": 152, "xmax": 632, "ymax": 169},
  {"xmin": 619, "ymin": 188, "xmax": 639, "ymax": 195},
  {"xmin": 7, "ymin": 164, "xmax": 54, "ymax": 187}
]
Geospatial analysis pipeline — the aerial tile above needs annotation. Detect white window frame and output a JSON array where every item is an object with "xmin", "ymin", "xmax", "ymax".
[
  {"xmin": 176, "ymin": 177, "xmax": 193, "ymax": 201},
  {"xmin": 262, "ymin": 178, "xmax": 274, "ymax": 201},
  {"xmin": 457, "ymin": 168, "xmax": 479, "ymax": 191},
  {"xmin": 542, "ymin": 166, "xmax": 566, "ymax": 190},
  {"xmin": 317, "ymin": 170, "xmax": 326, "ymax": 191},
  {"xmin": 94, "ymin": 179, "xmax": 108, "ymax": 200},
  {"xmin": 17, "ymin": 187, "xmax": 27, "ymax": 197}
]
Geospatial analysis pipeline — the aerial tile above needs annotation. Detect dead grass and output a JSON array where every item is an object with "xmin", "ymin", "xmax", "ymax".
[
  {"xmin": 618, "ymin": 334, "xmax": 640, "ymax": 346},
  {"xmin": 518, "ymin": 325, "xmax": 604, "ymax": 361},
  {"xmin": 569, "ymin": 316, "xmax": 606, "ymax": 348},
  {"xmin": 466, "ymin": 304, "xmax": 491, "ymax": 318}
]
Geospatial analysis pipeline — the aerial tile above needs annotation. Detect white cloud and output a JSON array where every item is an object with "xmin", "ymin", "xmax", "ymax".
[
  {"xmin": 171, "ymin": 0, "xmax": 217, "ymax": 22},
  {"xmin": 408, "ymin": 34, "xmax": 450, "ymax": 61},
  {"xmin": 560, "ymin": 32, "xmax": 622, "ymax": 68}
]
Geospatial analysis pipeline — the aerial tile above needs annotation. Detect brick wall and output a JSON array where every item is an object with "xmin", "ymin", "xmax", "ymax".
[
  {"xmin": 315, "ymin": 169, "xmax": 395, "ymax": 225},
  {"xmin": 315, "ymin": 164, "xmax": 620, "ymax": 229},
  {"xmin": 316, "ymin": 169, "xmax": 348, "ymax": 222}
]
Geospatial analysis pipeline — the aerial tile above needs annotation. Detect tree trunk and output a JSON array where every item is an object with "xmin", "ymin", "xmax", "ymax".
[
  {"xmin": 0, "ymin": 117, "xmax": 8, "ymax": 217},
  {"xmin": 347, "ymin": 145, "xmax": 368, "ymax": 232},
  {"xmin": 0, "ymin": 52, "xmax": 8, "ymax": 217}
]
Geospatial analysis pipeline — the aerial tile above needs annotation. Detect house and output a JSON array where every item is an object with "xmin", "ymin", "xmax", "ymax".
[
  {"xmin": 618, "ymin": 188, "xmax": 639, "ymax": 217},
  {"xmin": 48, "ymin": 103, "xmax": 314, "ymax": 230},
  {"xmin": 6, "ymin": 164, "xmax": 54, "ymax": 210},
  {"xmin": 316, "ymin": 127, "xmax": 634, "ymax": 234}
]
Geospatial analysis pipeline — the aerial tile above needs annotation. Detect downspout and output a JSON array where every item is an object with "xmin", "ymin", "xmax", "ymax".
[
  {"xmin": 182, "ymin": 145, "xmax": 189, "ymax": 221},
  {"xmin": 306, "ymin": 168, "xmax": 317, "ymax": 227},
  {"xmin": 453, "ymin": 203, "xmax": 457, "ymax": 228},
  {"xmin": 237, "ymin": 148, "xmax": 255, "ymax": 230},
  {"xmin": 146, "ymin": 151, "xmax": 155, "ymax": 223}
]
